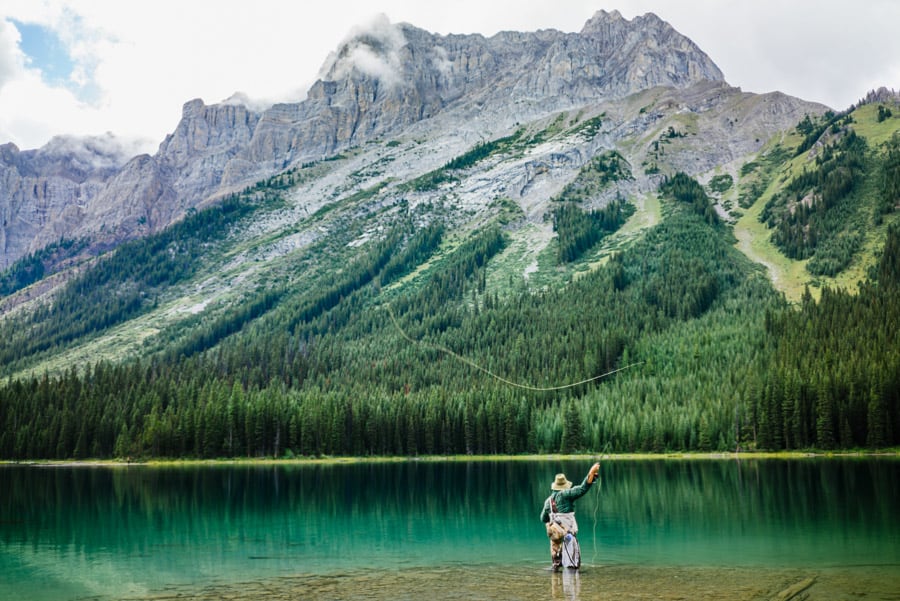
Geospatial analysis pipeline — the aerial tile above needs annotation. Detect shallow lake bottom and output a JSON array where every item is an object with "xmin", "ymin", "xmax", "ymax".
[{"xmin": 126, "ymin": 563, "xmax": 900, "ymax": 601}]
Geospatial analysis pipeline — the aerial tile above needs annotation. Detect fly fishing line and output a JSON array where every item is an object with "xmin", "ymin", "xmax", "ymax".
[{"xmin": 386, "ymin": 304, "xmax": 642, "ymax": 392}]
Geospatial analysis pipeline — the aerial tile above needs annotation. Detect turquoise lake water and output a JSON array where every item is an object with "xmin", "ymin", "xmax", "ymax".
[{"xmin": 1, "ymin": 458, "xmax": 899, "ymax": 600}]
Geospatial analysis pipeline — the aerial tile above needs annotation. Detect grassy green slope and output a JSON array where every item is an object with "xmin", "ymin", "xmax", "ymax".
[
  {"xmin": 733, "ymin": 103, "xmax": 900, "ymax": 301},
  {"xmin": 1, "ymin": 102, "xmax": 898, "ymax": 460}
]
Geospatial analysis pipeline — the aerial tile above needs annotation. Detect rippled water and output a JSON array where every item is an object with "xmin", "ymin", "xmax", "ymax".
[{"xmin": 2, "ymin": 458, "xmax": 898, "ymax": 600}]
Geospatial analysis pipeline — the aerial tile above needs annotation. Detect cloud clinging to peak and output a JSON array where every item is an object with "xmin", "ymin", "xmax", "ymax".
[{"xmin": 318, "ymin": 14, "xmax": 408, "ymax": 87}]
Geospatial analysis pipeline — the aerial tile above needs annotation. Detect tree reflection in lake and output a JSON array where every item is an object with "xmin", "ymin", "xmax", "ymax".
[{"xmin": 1, "ymin": 458, "xmax": 898, "ymax": 600}]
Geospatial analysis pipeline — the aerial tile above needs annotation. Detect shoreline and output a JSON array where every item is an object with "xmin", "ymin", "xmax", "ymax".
[
  {"xmin": 87, "ymin": 563, "xmax": 900, "ymax": 601},
  {"xmin": 3, "ymin": 449, "xmax": 899, "ymax": 467}
]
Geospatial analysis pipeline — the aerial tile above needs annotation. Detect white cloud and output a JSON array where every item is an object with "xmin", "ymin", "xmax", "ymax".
[
  {"xmin": 0, "ymin": 71, "xmax": 86, "ymax": 147},
  {"xmin": 0, "ymin": 19, "xmax": 23, "ymax": 91},
  {"xmin": 0, "ymin": 6, "xmax": 154, "ymax": 152},
  {"xmin": 0, "ymin": 48, "xmax": 156, "ymax": 154},
  {"xmin": 430, "ymin": 45, "xmax": 453, "ymax": 76},
  {"xmin": 41, "ymin": 131, "xmax": 147, "ymax": 170},
  {"xmin": 221, "ymin": 92, "xmax": 267, "ymax": 111},
  {"xmin": 318, "ymin": 13, "xmax": 408, "ymax": 86},
  {"xmin": 0, "ymin": 1, "xmax": 340, "ymax": 151}
]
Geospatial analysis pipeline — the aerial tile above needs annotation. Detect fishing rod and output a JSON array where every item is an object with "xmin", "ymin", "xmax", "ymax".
[
  {"xmin": 386, "ymin": 304, "xmax": 643, "ymax": 392},
  {"xmin": 590, "ymin": 441, "xmax": 612, "ymax": 565}
]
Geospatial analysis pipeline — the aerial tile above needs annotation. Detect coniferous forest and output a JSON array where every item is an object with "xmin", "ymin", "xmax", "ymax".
[{"xmin": 0, "ymin": 110, "xmax": 898, "ymax": 460}]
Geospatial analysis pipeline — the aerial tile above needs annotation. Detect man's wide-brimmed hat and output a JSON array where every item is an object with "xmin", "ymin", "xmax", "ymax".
[{"xmin": 551, "ymin": 473, "xmax": 572, "ymax": 491}]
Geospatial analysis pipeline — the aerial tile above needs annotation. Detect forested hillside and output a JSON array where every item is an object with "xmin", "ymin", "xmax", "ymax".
[{"xmin": 1, "ymin": 98, "xmax": 898, "ymax": 460}]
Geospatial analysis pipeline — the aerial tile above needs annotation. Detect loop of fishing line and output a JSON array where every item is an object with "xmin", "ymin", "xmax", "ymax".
[{"xmin": 386, "ymin": 304, "xmax": 642, "ymax": 392}]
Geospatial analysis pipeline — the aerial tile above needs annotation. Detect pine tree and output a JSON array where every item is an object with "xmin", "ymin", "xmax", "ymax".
[
  {"xmin": 866, "ymin": 381, "xmax": 887, "ymax": 448},
  {"xmin": 816, "ymin": 382, "xmax": 836, "ymax": 449},
  {"xmin": 560, "ymin": 401, "xmax": 584, "ymax": 453}
]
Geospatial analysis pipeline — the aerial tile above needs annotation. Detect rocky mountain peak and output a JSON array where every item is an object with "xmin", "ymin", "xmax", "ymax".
[
  {"xmin": 580, "ymin": 10, "xmax": 673, "ymax": 38},
  {"xmin": 0, "ymin": 143, "xmax": 19, "ymax": 163},
  {"xmin": 159, "ymin": 98, "xmax": 261, "ymax": 165},
  {"xmin": 581, "ymin": 8, "xmax": 626, "ymax": 32},
  {"xmin": 0, "ymin": 11, "xmax": 773, "ymax": 273},
  {"xmin": 317, "ymin": 14, "xmax": 409, "ymax": 86},
  {"xmin": 578, "ymin": 10, "xmax": 723, "ymax": 83}
]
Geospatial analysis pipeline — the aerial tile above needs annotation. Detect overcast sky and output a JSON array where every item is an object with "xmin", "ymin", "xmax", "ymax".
[{"xmin": 1, "ymin": 0, "xmax": 898, "ymax": 154}]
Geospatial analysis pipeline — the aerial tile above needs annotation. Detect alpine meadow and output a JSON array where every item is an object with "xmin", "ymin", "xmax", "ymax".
[{"xmin": 1, "ymin": 11, "xmax": 898, "ymax": 461}]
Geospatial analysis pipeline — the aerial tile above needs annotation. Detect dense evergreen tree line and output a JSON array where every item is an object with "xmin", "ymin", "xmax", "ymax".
[
  {"xmin": 0, "ymin": 189, "xmax": 281, "ymax": 376},
  {"xmin": 659, "ymin": 171, "xmax": 720, "ymax": 225},
  {"xmin": 794, "ymin": 110, "xmax": 853, "ymax": 157},
  {"xmin": 0, "ymin": 237, "xmax": 87, "ymax": 296},
  {"xmin": 751, "ymin": 224, "xmax": 900, "ymax": 449},
  {"xmin": 552, "ymin": 199, "xmax": 634, "ymax": 263},
  {"xmin": 0, "ymin": 159, "xmax": 898, "ymax": 459},
  {"xmin": 0, "ymin": 251, "xmax": 45, "ymax": 295},
  {"xmin": 876, "ymin": 133, "xmax": 900, "ymax": 221},
  {"xmin": 549, "ymin": 150, "xmax": 634, "ymax": 263},
  {"xmin": 761, "ymin": 131, "xmax": 867, "ymax": 273},
  {"xmin": 0, "ymin": 196, "xmax": 798, "ymax": 459}
]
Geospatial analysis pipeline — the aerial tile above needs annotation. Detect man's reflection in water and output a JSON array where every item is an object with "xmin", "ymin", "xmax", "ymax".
[{"xmin": 550, "ymin": 568, "xmax": 581, "ymax": 600}]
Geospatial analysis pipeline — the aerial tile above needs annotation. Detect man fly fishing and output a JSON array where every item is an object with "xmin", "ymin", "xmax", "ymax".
[{"xmin": 540, "ymin": 462, "xmax": 600, "ymax": 571}]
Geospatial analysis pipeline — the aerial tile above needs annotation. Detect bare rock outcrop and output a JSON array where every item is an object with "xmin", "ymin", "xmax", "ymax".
[{"xmin": 0, "ymin": 10, "xmax": 785, "ymax": 271}]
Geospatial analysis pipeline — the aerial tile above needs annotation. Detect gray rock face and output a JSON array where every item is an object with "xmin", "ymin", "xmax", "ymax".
[
  {"xmin": 0, "ymin": 138, "xmax": 124, "ymax": 268},
  {"xmin": 288, "ymin": 10, "xmax": 723, "ymax": 153},
  {"xmin": 0, "ymin": 10, "xmax": 740, "ymax": 269}
]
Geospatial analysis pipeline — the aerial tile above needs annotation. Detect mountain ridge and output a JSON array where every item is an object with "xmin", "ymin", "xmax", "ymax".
[{"xmin": 4, "ymin": 10, "xmax": 729, "ymax": 272}]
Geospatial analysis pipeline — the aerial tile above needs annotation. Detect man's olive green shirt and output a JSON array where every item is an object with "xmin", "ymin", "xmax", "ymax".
[{"xmin": 540, "ymin": 475, "xmax": 594, "ymax": 522}]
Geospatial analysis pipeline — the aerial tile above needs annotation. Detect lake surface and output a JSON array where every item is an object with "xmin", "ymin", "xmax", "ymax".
[{"xmin": 1, "ymin": 458, "xmax": 899, "ymax": 600}]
